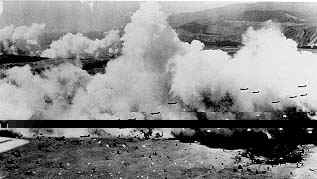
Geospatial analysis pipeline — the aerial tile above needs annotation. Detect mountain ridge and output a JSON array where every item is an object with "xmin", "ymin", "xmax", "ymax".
[{"xmin": 168, "ymin": 2, "xmax": 317, "ymax": 48}]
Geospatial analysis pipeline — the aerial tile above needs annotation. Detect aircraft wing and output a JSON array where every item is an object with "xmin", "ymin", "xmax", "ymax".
[{"xmin": 0, "ymin": 137, "xmax": 29, "ymax": 153}]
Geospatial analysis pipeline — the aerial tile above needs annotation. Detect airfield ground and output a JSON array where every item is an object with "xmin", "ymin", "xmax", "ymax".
[{"xmin": 1, "ymin": 136, "xmax": 315, "ymax": 179}]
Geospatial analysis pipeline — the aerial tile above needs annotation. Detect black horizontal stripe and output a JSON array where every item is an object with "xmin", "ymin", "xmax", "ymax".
[{"xmin": 3, "ymin": 120, "xmax": 317, "ymax": 128}]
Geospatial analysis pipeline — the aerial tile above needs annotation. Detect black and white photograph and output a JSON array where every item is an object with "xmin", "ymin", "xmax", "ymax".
[{"xmin": 1, "ymin": 0, "xmax": 317, "ymax": 178}]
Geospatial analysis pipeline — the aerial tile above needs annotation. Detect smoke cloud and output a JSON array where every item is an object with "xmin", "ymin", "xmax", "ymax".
[
  {"xmin": 67, "ymin": 2, "xmax": 189, "ymax": 120},
  {"xmin": 41, "ymin": 30, "xmax": 121, "ymax": 60},
  {"xmin": 1, "ymin": 2, "xmax": 317, "ymax": 137},
  {"xmin": 0, "ymin": 63, "xmax": 90, "ymax": 120},
  {"xmin": 0, "ymin": 23, "xmax": 45, "ymax": 56},
  {"xmin": 169, "ymin": 21, "xmax": 317, "ymax": 116}
]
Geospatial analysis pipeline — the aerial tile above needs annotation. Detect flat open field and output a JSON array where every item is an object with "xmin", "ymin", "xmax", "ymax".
[{"xmin": 1, "ymin": 136, "xmax": 313, "ymax": 179}]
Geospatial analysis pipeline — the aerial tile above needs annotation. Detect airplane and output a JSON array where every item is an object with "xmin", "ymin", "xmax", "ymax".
[
  {"xmin": 80, "ymin": 134, "xmax": 90, "ymax": 138},
  {"xmin": 307, "ymin": 128, "xmax": 313, "ymax": 134},
  {"xmin": 240, "ymin": 88, "xmax": 249, "ymax": 91},
  {"xmin": 252, "ymin": 91, "xmax": 260, "ymax": 94},
  {"xmin": 151, "ymin": 112, "xmax": 161, "ymax": 115},
  {"xmin": 300, "ymin": 93, "xmax": 308, "ymax": 97},
  {"xmin": 297, "ymin": 85, "xmax": 307, "ymax": 88},
  {"xmin": 0, "ymin": 138, "xmax": 12, "ymax": 144},
  {"xmin": 289, "ymin": 96, "xmax": 298, "ymax": 99},
  {"xmin": 168, "ymin": 102, "xmax": 177, "ymax": 104},
  {"xmin": 0, "ymin": 137, "xmax": 29, "ymax": 154},
  {"xmin": 272, "ymin": 100, "xmax": 280, "ymax": 104}
]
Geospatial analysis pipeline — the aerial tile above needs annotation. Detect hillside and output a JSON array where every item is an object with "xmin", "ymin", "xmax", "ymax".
[
  {"xmin": 168, "ymin": 2, "xmax": 317, "ymax": 27},
  {"xmin": 169, "ymin": 2, "xmax": 317, "ymax": 48},
  {"xmin": 0, "ymin": 54, "xmax": 112, "ymax": 75}
]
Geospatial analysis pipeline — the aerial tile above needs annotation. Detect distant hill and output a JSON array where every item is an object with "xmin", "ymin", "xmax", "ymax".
[
  {"xmin": 0, "ymin": 54, "xmax": 112, "ymax": 75},
  {"xmin": 168, "ymin": 2, "xmax": 317, "ymax": 26},
  {"xmin": 236, "ymin": 10, "xmax": 305, "ymax": 23},
  {"xmin": 168, "ymin": 2, "xmax": 317, "ymax": 48}
]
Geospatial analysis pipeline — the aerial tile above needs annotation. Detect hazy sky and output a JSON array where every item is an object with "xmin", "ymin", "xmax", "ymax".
[{"xmin": 0, "ymin": 1, "xmax": 237, "ymax": 32}]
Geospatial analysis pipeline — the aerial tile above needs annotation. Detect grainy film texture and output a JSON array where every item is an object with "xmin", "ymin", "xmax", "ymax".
[{"xmin": 1, "ymin": 1, "xmax": 317, "ymax": 178}]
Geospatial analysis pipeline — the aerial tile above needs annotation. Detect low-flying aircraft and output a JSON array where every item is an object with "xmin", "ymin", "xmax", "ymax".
[
  {"xmin": 300, "ymin": 93, "xmax": 308, "ymax": 97},
  {"xmin": 240, "ymin": 88, "xmax": 249, "ymax": 91},
  {"xmin": 80, "ymin": 134, "xmax": 90, "ymax": 138},
  {"xmin": 298, "ymin": 85, "xmax": 307, "ymax": 88},
  {"xmin": 0, "ymin": 137, "xmax": 29, "ymax": 154},
  {"xmin": 307, "ymin": 128, "xmax": 313, "ymax": 134},
  {"xmin": 168, "ymin": 102, "xmax": 177, "ymax": 104},
  {"xmin": 272, "ymin": 100, "xmax": 280, "ymax": 104},
  {"xmin": 289, "ymin": 96, "xmax": 298, "ymax": 99},
  {"xmin": 151, "ymin": 112, "xmax": 161, "ymax": 115},
  {"xmin": 252, "ymin": 90, "xmax": 260, "ymax": 94}
]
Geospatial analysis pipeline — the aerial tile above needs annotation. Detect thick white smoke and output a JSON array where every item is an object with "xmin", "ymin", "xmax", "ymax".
[
  {"xmin": 69, "ymin": 2, "xmax": 188, "ymax": 120},
  {"xmin": 0, "ymin": 23, "xmax": 45, "ymax": 56},
  {"xmin": 0, "ymin": 2, "xmax": 187, "ymax": 122},
  {"xmin": 169, "ymin": 40, "xmax": 233, "ymax": 112},
  {"xmin": 170, "ymin": 21, "xmax": 317, "ymax": 114},
  {"xmin": 0, "ymin": 63, "xmax": 90, "ymax": 120},
  {"xmin": 1, "ymin": 2, "xmax": 317, "ymax": 137},
  {"xmin": 41, "ymin": 30, "xmax": 121, "ymax": 60},
  {"xmin": 230, "ymin": 23, "xmax": 317, "ymax": 112}
]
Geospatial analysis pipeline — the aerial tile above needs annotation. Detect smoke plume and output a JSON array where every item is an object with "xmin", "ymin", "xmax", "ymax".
[
  {"xmin": 0, "ymin": 23, "xmax": 45, "ymax": 56},
  {"xmin": 170, "ymin": 21, "xmax": 317, "ymax": 116},
  {"xmin": 41, "ymin": 30, "xmax": 121, "ymax": 60},
  {"xmin": 0, "ymin": 63, "xmax": 90, "ymax": 120},
  {"xmin": 1, "ymin": 2, "xmax": 317, "ymax": 137}
]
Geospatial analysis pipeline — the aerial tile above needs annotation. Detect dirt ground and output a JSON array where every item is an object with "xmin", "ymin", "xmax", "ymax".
[{"xmin": 0, "ymin": 136, "xmax": 307, "ymax": 179}]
